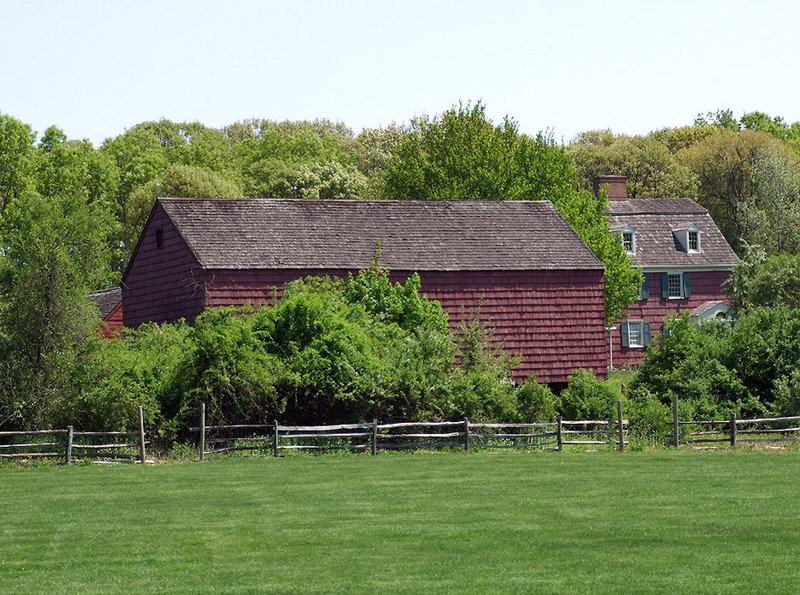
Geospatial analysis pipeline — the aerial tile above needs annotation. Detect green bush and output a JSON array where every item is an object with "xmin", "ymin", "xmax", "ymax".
[{"xmin": 559, "ymin": 369, "xmax": 618, "ymax": 421}]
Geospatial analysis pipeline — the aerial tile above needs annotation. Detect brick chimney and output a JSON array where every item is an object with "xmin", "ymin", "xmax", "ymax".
[{"xmin": 593, "ymin": 175, "xmax": 628, "ymax": 201}]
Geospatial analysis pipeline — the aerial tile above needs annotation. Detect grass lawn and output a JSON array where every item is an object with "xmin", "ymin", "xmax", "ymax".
[{"xmin": 2, "ymin": 450, "xmax": 800, "ymax": 594}]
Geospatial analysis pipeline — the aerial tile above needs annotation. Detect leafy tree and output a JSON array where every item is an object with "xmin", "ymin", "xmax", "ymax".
[
  {"xmin": 354, "ymin": 125, "xmax": 405, "ymax": 198},
  {"xmin": 0, "ymin": 191, "xmax": 115, "ymax": 428},
  {"xmin": 384, "ymin": 102, "xmax": 641, "ymax": 324},
  {"xmin": 568, "ymin": 131, "xmax": 698, "ymax": 198},
  {"xmin": 728, "ymin": 247, "xmax": 800, "ymax": 311},
  {"xmin": 0, "ymin": 113, "xmax": 36, "ymax": 211},
  {"xmin": 294, "ymin": 161, "xmax": 368, "ymax": 199},
  {"xmin": 677, "ymin": 128, "xmax": 789, "ymax": 250},
  {"xmin": 737, "ymin": 145, "xmax": 800, "ymax": 255}
]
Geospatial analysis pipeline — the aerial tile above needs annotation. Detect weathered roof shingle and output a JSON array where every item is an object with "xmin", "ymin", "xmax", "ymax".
[
  {"xmin": 158, "ymin": 198, "xmax": 603, "ymax": 271},
  {"xmin": 607, "ymin": 198, "xmax": 738, "ymax": 268}
]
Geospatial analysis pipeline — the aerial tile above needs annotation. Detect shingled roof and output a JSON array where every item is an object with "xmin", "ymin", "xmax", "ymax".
[
  {"xmin": 156, "ymin": 198, "xmax": 602, "ymax": 271},
  {"xmin": 607, "ymin": 198, "xmax": 738, "ymax": 268},
  {"xmin": 88, "ymin": 287, "xmax": 122, "ymax": 319}
]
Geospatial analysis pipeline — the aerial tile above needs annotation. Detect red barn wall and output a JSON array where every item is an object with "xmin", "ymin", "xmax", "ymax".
[
  {"xmin": 99, "ymin": 301, "xmax": 124, "ymax": 338},
  {"xmin": 122, "ymin": 204, "xmax": 206, "ymax": 327},
  {"xmin": 203, "ymin": 267, "xmax": 609, "ymax": 384},
  {"xmin": 613, "ymin": 270, "xmax": 731, "ymax": 367}
]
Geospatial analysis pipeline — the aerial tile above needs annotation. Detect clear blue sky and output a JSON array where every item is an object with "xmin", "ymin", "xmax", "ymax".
[{"xmin": 2, "ymin": 0, "xmax": 798, "ymax": 146}]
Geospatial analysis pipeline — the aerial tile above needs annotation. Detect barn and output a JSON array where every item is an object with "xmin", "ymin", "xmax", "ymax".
[{"xmin": 122, "ymin": 198, "xmax": 609, "ymax": 383}]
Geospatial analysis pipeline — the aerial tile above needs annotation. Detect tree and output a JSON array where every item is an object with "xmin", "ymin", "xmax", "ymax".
[
  {"xmin": 384, "ymin": 102, "xmax": 642, "ymax": 324},
  {"xmin": 738, "ymin": 144, "xmax": 800, "ymax": 255},
  {"xmin": 676, "ymin": 128, "xmax": 789, "ymax": 251},
  {"xmin": 0, "ymin": 191, "xmax": 115, "ymax": 427},
  {"xmin": 728, "ymin": 247, "xmax": 800, "ymax": 311},
  {"xmin": 0, "ymin": 113, "xmax": 36, "ymax": 210},
  {"xmin": 568, "ymin": 131, "xmax": 698, "ymax": 198}
]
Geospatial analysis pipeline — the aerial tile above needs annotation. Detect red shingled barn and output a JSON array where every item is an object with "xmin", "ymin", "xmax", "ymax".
[{"xmin": 122, "ymin": 198, "xmax": 609, "ymax": 383}]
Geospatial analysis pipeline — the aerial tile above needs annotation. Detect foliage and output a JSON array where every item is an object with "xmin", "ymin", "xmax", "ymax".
[
  {"xmin": 737, "ymin": 144, "xmax": 800, "ymax": 255},
  {"xmin": 0, "ymin": 112, "xmax": 36, "ymax": 210},
  {"xmin": 294, "ymin": 161, "xmax": 368, "ymax": 199},
  {"xmin": 631, "ymin": 308, "xmax": 800, "ymax": 419},
  {"xmin": 676, "ymin": 128, "xmax": 791, "ymax": 251},
  {"xmin": 0, "ymin": 191, "xmax": 115, "ymax": 428},
  {"xmin": 558, "ymin": 369, "xmax": 618, "ymax": 421},
  {"xmin": 515, "ymin": 375, "xmax": 559, "ymax": 422},
  {"xmin": 568, "ymin": 130, "xmax": 698, "ymax": 198},
  {"xmin": 384, "ymin": 101, "xmax": 641, "ymax": 324},
  {"xmin": 728, "ymin": 247, "xmax": 800, "ymax": 311}
]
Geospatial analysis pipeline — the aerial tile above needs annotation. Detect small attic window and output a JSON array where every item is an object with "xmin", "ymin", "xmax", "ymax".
[
  {"xmin": 688, "ymin": 229, "xmax": 700, "ymax": 252},
  {"xmin": 620, "ymin": 225, "xmax": 635, "ymax": 255},
  {"xmin": 155, "ymin": 228, "xmax": 164, "ymax": 248},
  {"xmin": 673, "ymin": 224, "xmax": 701, "ymax": 253}
]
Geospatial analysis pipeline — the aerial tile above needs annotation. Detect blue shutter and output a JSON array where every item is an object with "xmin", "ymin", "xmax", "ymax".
[
  {"xmin": 661, "ymin": 273, "xmax": 669, "ymax": 298},
  {"xmin": 683, "ymin": 273, "xmax": 691, "ymax": 299},
  {"xmin": 639, "ymin": 275, "xmax": 650, "ymax": 300},
  {"xmin": 643, "ymin": 322, "xmax": 652, "ymax": 346},
  {"xmin": 620, "ymin": 322, "xmax": 629, "ymax": 347}
]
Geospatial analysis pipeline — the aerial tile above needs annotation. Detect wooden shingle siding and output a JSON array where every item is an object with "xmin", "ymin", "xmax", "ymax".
[
  {"xmin": 204, "ymin": 268, "xmax": 608, "ymax": 383},
  {"xmin": 613, "ymin": 270, "xmax": 731, "ymax": 367},
  {"xmin": 122, "ymin": 203, "xmax": 206, "ymax": 327}
]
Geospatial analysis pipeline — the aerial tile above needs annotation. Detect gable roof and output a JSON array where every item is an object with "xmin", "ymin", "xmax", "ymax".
[
  {"xmin": 88, "ymin": 287, "xmax": 123, "ymax": 319},
  {"xmin": 607, "ymin": 198, "xmax": 738, "ymax": 268},
  {"xmin": 156, "ymin": 198, "xmax": 603, "ymax": 271}
]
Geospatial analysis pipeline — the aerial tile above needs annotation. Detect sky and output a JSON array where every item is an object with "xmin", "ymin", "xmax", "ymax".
[{"xmin": 2, "ymin": 0, "xmax": 799, "ymax": 146}]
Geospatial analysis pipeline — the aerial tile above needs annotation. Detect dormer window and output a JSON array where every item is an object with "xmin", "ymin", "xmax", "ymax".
[
  {"xmin": 673, "ymin": 224, "xmax": 701, "ymax": 253},
  {"xmin": 688, "ymin": 229, "xmax": 699, "ymax": 252},
  {"xmin": 620, "ymin": 225, "xmax": 636, "ymax": 255}
]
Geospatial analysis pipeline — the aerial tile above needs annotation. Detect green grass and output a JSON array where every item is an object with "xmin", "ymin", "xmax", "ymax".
[{"xmin": 2, "ymin": 450, "xmax": 800, "ymax": 593}]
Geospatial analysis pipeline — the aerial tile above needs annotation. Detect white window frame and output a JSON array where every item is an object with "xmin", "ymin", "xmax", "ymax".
[
  {"xmin": 620, "ymin": 225, "xmax": 636, "ymax": 255},
  {"xmin": 627, "ymin": 320, "xmax": 645, "ymax": 348},
  {"xmin": 667, "ymin": 272, "xmax": 683, "ymax": 299},
  {"xmin": 687, "ymin": 228, "xmax": 700, "ymax": 253}
]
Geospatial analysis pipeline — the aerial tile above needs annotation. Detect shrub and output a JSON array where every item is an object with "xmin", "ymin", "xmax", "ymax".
[{"xmin": 559, "ymin": 369, "xmax": 618, "ymax": 421}]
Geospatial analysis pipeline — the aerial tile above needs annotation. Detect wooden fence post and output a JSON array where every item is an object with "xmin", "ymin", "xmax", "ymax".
[
  {"xmin": 672, "ymin": 394, "xmax": 680, "ymax": 448},
  {"xmin": 199, "ymin": 403, "xmax": 206, "ymax": 462},
  {"xmin": 273, "ymin": 419, "xmax": 279, "ymax": 457},
  {"xmin": 464, "ymin": 417, "xmax": 470, "ymax": 452},
  {"xmin": 730, "ymin": 412, "xmax": 737, "ymax": 447},
  {"xmin": 138, "ymin": 405, "xmax": 146, "ymax": 464},
  {"xmin": 371, "ymin": 419, "xmax": 377, "ymax": 456},
  {"xmin": 557, "ymin": 416, "xmax": 563, "ymax": 452},
  {"xmin": 66, "ymin": 425, "xmax": 74, "ymax": 465},
  {"xmin": 617, "ymin": 400, "xmax": 625, "ymax": 452}
]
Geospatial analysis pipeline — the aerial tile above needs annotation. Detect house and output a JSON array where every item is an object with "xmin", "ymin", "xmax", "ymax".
[
  {"xmin": 598, "ymin": 176, "xmax": 739, "ymax": 367},
  {"xmin": 88, "ymin": 287, "xmax": 124, "ymax": 338},
  {"xmin": 122, "ymin": 198, "xmax": 610, "ymax": 384}
]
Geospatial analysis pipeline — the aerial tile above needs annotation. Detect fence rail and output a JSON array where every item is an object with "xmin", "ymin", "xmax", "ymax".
[
  {"xmin": 191, "ymin": 401, "xmax": 629, "ymax": 459},
  {"xmin": 667, "ymin": 395, "xmax": 800, "ymax": 447},
  {"xmin": 0, "ymin": 406, "xmax": 148, "ymax": 464}
]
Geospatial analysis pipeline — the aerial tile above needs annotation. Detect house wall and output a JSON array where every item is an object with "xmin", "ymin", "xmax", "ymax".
[
  {"xmin": 613, "ymin": 270, "xmax": 731, "ymax": 368},
  {"xmin": 99, "ymin": 302, "xmax": 124, "ymax": 338},
  {"xmin": 203, "ymin": 267, "xmax": 609, "ymax": 384},
  {"xmin": 122, "ymin": 203, "xmax": 206, "ymax": 327}
]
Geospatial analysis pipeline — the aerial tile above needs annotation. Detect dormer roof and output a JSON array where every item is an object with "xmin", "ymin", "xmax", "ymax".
[{"xmin": 607, "ymin": 198, "xmax": 737, "ymax": 268}]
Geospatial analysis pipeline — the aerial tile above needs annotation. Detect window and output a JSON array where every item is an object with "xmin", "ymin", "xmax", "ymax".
[
  {"xmin": 622, "ymin": 231, "xmax": 634, "ymax": 253},
  {"xmin": 155, "ymin": 228, "xmax": 164, "ymax": 248},
  {"xmin": 619, "ymin": 225, "xmax": 635, "ymax": 255},
  {"xmin": 661, "ymin": 272, "xmax": 691, "ymax": 299},
  {"xmin": 621, "ymin": 321, "xmax": 651, "ymax": 348},
  {"xmin": 688, "ymin": 230, "xmax": 699, "ymax": 252},
  {"xmin": 668, "ymin": 273, "xmax": 682, "ymax": 298}
]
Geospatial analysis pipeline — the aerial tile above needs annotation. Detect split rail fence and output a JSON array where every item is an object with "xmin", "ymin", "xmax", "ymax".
[
  {"xmin": 191, "ymin": 401, "xmax": 629, "ymax": 459},
  {"xmin": 666, "ymin": 395, "xmax": 800, "ymax": 447},
  {"xmin": 0, "ymin": 406, "xmax": 149, "ymax": 464}
]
